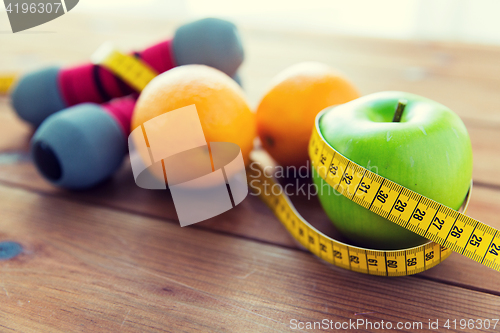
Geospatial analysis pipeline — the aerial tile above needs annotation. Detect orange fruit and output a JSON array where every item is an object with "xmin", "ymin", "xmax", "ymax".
[
  {"xmin": 256, "ymin": 62, "xmax": 360, "ymax": 167},
  {"xmin": 132, "ymin": 64, "xmax": 255, "ymax": 165},
  {"xmin": 132, "ymin": 65, "xmax": 255, "ymax": 186}
]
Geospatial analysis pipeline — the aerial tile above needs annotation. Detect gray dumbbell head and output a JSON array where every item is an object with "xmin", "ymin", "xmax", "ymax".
[
  {"xmin": 173, "ymin": 18, "xmax": 244, "ymax": 77},
  {"xmin": 31, "ymin": 103, "xmax": 127, "ymax": 189},
  {"xmin": 11, "ymin": 66, "xmax": 67, "ymax": 127}
]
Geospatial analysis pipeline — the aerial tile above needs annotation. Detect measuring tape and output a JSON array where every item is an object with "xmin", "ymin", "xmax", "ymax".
[
  {"xmin": 94, "ymin": 47, "xmax": 500, "ymax": 276},
  {"xmin": 91, "ymin": 43, "xmax": 158, "ymax": 92},
  {"xmin": 0, "ymin": 44, "xmax": 157, "ymax": 95},
  {"xmin": 0, "ymin": 74, "xmax": 17, "ymax": 94},
  {"xmin": 247, "ymin": 158, "xmax": 456, "ymax": 276},
  {"xmin": 300, "ymin": 110, "xmax": 499, "ymax": 275}
]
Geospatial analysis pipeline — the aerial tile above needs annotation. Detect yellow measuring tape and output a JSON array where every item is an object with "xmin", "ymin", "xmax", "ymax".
[
  {"xmin": 247, "ymin": 157, "xmax": 456, "ymax": 276},
  {"xmin": 302, "ymin": 110, "xmax": 498, "ymax": 274},
  {"xmin": 93, "ymin": 47, "xmax": 500, "ymax": 276},
  {"xmin": 1, "ymin": 44, "xmax": 156, "ymax": 95},
  {"xmin": 0, "ymin": 74, "xmax": 17, "ymax": 94},
  {"xmin": 91, "ymin": 43, "xmax": 158, "ymax": 92}
]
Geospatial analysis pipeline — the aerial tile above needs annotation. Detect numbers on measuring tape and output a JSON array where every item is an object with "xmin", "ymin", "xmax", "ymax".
[
  {"xmin": 394, "ymin": 200, "xmax": 407, "ymax": 212},
  {"xmin": 342, "ymin": 174, "xmax": 353, "ymax": 185},
  {"xmin": 376, "ymin": 190, "xmax": 389, "ymax": 204},
  {"xmin": 432, "ymin": 217, "xmax": 445, "ymax": 230},
  {"xmin": 469, "ymin": 234, "xmax": 482, "ymax": 247},
  {"xmin": 413, "ymin": 208, "xmax": 426, "ymax": 221},
  {"xmin": 329, "ymin": 165, "xmax": 338, "ymax": 176},
  {"xmin": 425, "ymin": 251, "xmax": 434, "ymax": 261},
  {"xmin": 333, "ymin": 250, "xmax": 342, "ymax": 259},
  {"xmin": 358, "ymin": 182, "xmax": 370, "ymax": 193},
  {"xmin": 450, "ymin": 225, "xmax": 463, "ymax": 238},
  {"xmin": 387, "ymin": 260, "xmax": 398, "ymax": 268},
  {"xmin": 489, "ymin": 243, "xmax": 500, "ymax": 256},
  {"xmin": 407, "ymin": 258, "xmax": 417, "ymax": 266},
  {"xmin": 320, "ymin": 243, "xmax": 327, "ymax": 252}
]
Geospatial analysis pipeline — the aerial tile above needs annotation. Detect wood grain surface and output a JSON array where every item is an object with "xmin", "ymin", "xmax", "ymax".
[{"xmin": 1, "ymin": 13, "xmax": 500, "ymax": 332}]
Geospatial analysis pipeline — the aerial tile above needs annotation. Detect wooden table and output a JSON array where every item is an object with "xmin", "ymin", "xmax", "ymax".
[{"xmin": 1, "ymin": 14, "xmax": 500, "ymax": 332}]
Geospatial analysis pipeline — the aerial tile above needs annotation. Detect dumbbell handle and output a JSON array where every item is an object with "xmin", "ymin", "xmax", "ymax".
[
  {"xmin": 101, "ymin": 95, "xmax": 137, "ymax": 135},
  {"xmin": 59, "ymin": 40, "xmax": 173, "ymax": 107}
]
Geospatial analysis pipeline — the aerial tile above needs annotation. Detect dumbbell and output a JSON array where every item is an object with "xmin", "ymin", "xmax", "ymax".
[
  {"xmin": 31, "ymin": 71, "xmax": 242, "ymax": 190},
  {"xmin": 11, "ymin": 17, "xmax": 244, "ymax": 127},
  {"xmin": 24, "ymin": 18, "xmax": 244, "ymax": 189},
  {"xmin": 32, "ymin": 96, "xmax": 136, "ymax": 189}
]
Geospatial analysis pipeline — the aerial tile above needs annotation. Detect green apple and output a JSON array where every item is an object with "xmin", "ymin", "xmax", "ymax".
[{"xmin": 313, "ymin": 91, "xmax": 473, "ymax": 250}]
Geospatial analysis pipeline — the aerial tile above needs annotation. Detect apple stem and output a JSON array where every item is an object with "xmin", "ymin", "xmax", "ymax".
[{"xmin": 392, "ymin": 99, "xmax": 408, "ymax": 122}]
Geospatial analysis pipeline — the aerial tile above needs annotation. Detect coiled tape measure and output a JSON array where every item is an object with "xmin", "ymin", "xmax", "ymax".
[
  {"xmin": 301, "ymin": 117, "xmax": 499, "ymax": 275},
  {"xmin": 4, "ymin": 46, "xmax": 500, "ymax": 276},
  {"xmin": 247, "ymin": 159, "xmax": 458, "ymax": 276}
]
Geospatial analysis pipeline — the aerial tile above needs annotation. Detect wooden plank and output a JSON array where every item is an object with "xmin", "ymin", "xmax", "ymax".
[
  {"xmin": 2, "ymin": 16, "xmax": 500, "ymax": 326},
  {"xmin": 1, "ymin": 100, "xmax": 500, "ymax": 294},
  {"xmin": 2, "ymin": 14, "xmax": 500, "ymax": 124},
  {"xmin": 1, "ymin": 184, "xmax": 499, "ymax": 332},
  {"xmin": 0, "ymin": 99, "xmax": 31, "ymax": 153},
  {"xmin": 0, "ymin": 152, "xmax": 499, "ymax": 295},
  {"xmin": 1, "ymin": 98, "xmax": 499, "ymax": 188},
  {"xmin": 241, "ymin": 29, "xmax": 500, "ymax": 125}
]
